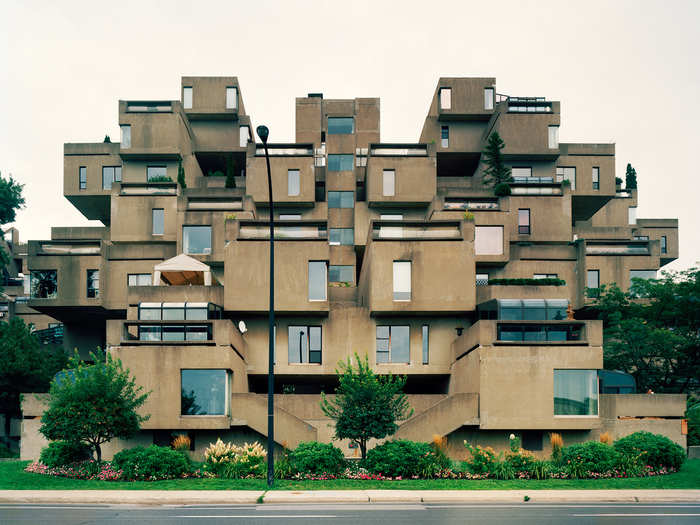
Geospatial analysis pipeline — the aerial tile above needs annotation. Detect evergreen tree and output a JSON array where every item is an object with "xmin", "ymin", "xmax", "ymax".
[
  {"xmin": 481, "ymin": 132, "xmax": 512, "ymax": 190},
  {"xmin": 225, "ymin": 157, "xmax": 235, "ymax": 188},
  {"xmin": 625, "ymin": 163, "xmax": 637, "ymax": 190},
  {"xmin": 177, "ymin": 160, "xmax": 186, "ymax": 189}
]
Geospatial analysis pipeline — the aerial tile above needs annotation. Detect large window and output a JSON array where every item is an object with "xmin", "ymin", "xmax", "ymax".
[
  {"xmin": 287, "ymin": 169, "xmax": 300, "ymax": 196},
  {"xmin": 512, "ymin": 167, "xmax": 532, "ymax": 178},
  {"xmin": 152, "ymin": 208, "xmax": 164, "ymax": 235},
  {"xmin": 441, "ymin": 126, "xmax": 449, "ymax": 148},
  {"xmin": 226, "ymin": 87, "xmax": 237, "ymax": 109},
  {"xmin": 128, "ymin": 273, "xmax": 151, "ymax": 286},
  {"xmin": 120, "ymin": 125, "xmax": 131, "ymax": 148},
  {"xmin": 382, "ymin": 169, "xmax": 395, "ymax": 196},
  {"xmin": 181, "ymin": 369, "xmax": 230, "ymax": 416},
  {"xmin": 308, "ymin": 261, "xmax": 327, "ymax": 301},
  {"xmin": 288, "ymin": 326, "xmax": 322, "ymax": 364},
  {"xmin": 439, "ymin": 87, "xmax": 451, "ymax": 110},
  {"xmin": 630, "ymin": 269, "xmax": 656, "ymax": 282},
  {"xmin": 328, "ymin": 117, "xmax": 354, "ymax": 134},
  {"xmin": 661, "ymin": 235, "xmax": 667, "ymax": 254},
  {"xmin": 518, "ymin": 209, "xmax": 531, "ymax": 234},
  {"xmin": 556, "ymin": 167, "xmax": 576, "ymax": 190},
  {"xmin": 328, "ymin": 154, "xmax": 354, "ymax": 171},
  {"xmin": 484, "ymin": 88, "xmax": 494, "ymax": 110},
  {"xmin": 239, "ymin": 125, "xmax": 250, "ymax": 148},
  {"xmin": 548, "ymin": 126, "xmax": 559, "ymax": 149},
  {"xmin": 422, "ymin": 325, "xmax": 429, "ymax": 364},
  {"xmin": 329, "ymin": 228, "xmax": 354, "ymax": 246},
  {"xmin": 138, "ymin": 302, "xmax": 220, "ymax": 321},
  {"xmin": 554, "ymin": 370, "xmax": 599, "ymax": 416},
  {"xmin": 628, "ymin": 207, "xmax": 637, "ymax": 225},
  {"xmin": 79, "ymin": 167, "xmax": 87, "ymax": 190},
  {"xmin": 587, "ymin": 270, "xmax": 600, "ymax": 297},
  {"xmin": 498, "ymin": 323, "xmax": 582, "ymax": 342},
  {"xmin": 328, "ymin": 191, "xmax": 354, "ymax": 208},
  {"xmin": 592, "ymin": 167, "xmax": 600, "ymax": 190},
  {"xmin": 183, "ymin": 86, "xmax": 193, "ymax": 109},
  {"xmin": 329, "ymin": 265, "xmax": 353, "ymax": 283},
  {"xmin": 474, "ymin": 226, "xmax": 503, "ymax": 255},
  {"xmin": 393, "ymin": 261, "xmax": 411, "ymax": 301},
  {"xmin": 147, "ymin": 165, "xmax": 167, "ymax": 181},
  {"xmin": 497, "ymin": 299, "xmax": 568, "ymax": 321},
  {"xmin": 102, "ymin": 166, "xmax": 122, "ymax": 190},
  {"xmin": 30, "ymin": 270, "xmax": 57, "ymax": 299},
  {"xmin": 380, "ymin": 214, "xmax": 403, "ymax": 239},
  {"xmin": 86, "ymin": 269, "xmax": 99, "ymax": 298},
  {"xmin": 376, "ymin": 326, "xmax": 410, "ymax": 363},
  {"xmin": 138, "ymin": 324, "xmax": 211, "ymax": 342},
  {"xmin": 183, "ymin": 226, "xmax": 212, "ymax": 254}
]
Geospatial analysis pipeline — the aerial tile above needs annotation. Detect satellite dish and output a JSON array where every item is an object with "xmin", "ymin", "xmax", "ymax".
[{"xmin": 238, "ymin": 321, "xmax": 247, "ymax": 334}]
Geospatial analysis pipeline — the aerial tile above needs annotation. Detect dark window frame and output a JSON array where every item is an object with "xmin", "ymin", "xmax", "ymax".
[{"xmin": 518, "ymin": 208, "xmax": 531, "ymax": 235}]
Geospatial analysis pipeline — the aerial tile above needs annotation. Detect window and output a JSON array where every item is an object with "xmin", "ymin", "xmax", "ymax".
[
  {"xmin": 439, "ymin": 88, "xmax": 451, "ymax": 110},
  {"xmin": 30, "ymin": 270, "xmax": 57, "ymax": 299},
  {"xmin": 534, "ymin": 273, "xmax": 558, "ymax": 279},
  {"xmin": 329, "ymin": 228, "xmax": 354, "ymax": 246},
  {"xmin": 661, "ymin": 235, "xmax": 667, "ymax": 254},
  {"xmin": 147, "ymin": 166, "xmax": 167, "ymax": 181},
  {"xmin": 382, "ymin": 169, "xmax": 395, "ymax": 196},
  {"xmin": 280, "ymin": 214, "xmax": 301, "ymax": 220},
  {"xmin": 587, "ymin": 270, "xmax": 600, "ymax": 297},
  {"xmin": 497, "ymin": 299, "xmax": 568, "ymax": 321},
  {"xmin": 633, "ymin": 235, "xmax": 649, "ymax": 241},
  {"xmin": 181, "ymin": 369, "xmax": 230, "ymax": 416},
  {"xmin": 556, "ymin": 167, "xmax": 576, "ymax": 190},
  {"xmin": 152, "ymin": 208, "xmax": 164, "ymax": 235},
  {"xmin": 328, "ymin": 154, "xmax": 354, "ymax": 171},
  {"xmin": 376, "ymin": 326, "xmax": 410, "ymax": 363},
  {"xmin": 328, "ymin": 191, "xmax": 354, "ymax": 208},
  {"xmin": 393, "ymin": 261, "xmax": 411, "ymax": 301},
  {"xmin": 328, "ymin": 117, "xmax": 354, "ymax": 134},
  {"xmin": 548, "ymin": 126, "xmax": 559, "ymax": 149},
  {"xmin": 422, "ymin": 325, "xmax": 429, "ymax": 364},
  {"xmin": 554, "ymin": 370, "xmax": 598, "ymax": 416},
  {"xmin": 239, "ymin": 125, "xmax": 250, "ymax": 148},
  {"xmin": 329, "ymin": 265, "xmax": 353, "ymax": 283},
  {"xmin": 120, "ymin": 125, "xmax": 131, "ymax": 148},
  {"xmin": 592, "ymin": 167, "xmax": 600, "ymax": 190},
  {"xmin": 226, "ymin": 87, "xmax": 237, "ymax": 109},
  {"xmin": 86, "ymin": 269, "xmax": 99, "ymax": 298},
  {"xmin": 476, "ymin": 273, "xmax": 489, "ymax": 286},
  {"xmin": 288, "ymin": 326, "xmax": 322, "ymax": 364},
  {"xmin": 522, "ymin": 431, "xmax": 543, "ymax": 451},
  {"xmin": 138, "ymin": 302, "xmax": 220, "ymax": 321},
  {"xmin": 79, "ymin": 167, "xmax": 87, "ymax": 190},
  {"xmin": 287, "ymin": 169, "xmax": 300, "ymax": 196},
  {"xmin": 630, "ymin": 270, "xmax": 656, "ymax": 282},
  {"xmin": 498, "ymin": 323, "xmax": 582, "ymax": 342},
  {"xmin": 183, "ymin": 226, "xmax": 212, "ymax": 254},
  {"xmin": 512, "ymin": 167, "xmax": 532, "ymax": 178},
  {"xmin": 628, "ymin": 207, "xmax": 637, "ymax": 225},
  {"xmin": 183, "ymin": 86, "xmax": 193, "ymax": 109},
  {"xmin": 474, "ymin": 226, "xmax": 503, "ymax": 255},
  {"xmin": 308, "ymin": 261, "xmax": 327, "ymax": 301},
  {"xmin": 315, "ymin": 180, "xmax": 326, "ymax": 202},
  {"xmin": 484, "ymin": 88, "xmax": 494, "ymax": 110},
  {"xmin": 380, "ymin": 214, "xmax": 403, "ymax": 238},
  {"xmin": 102, "ymin": 166, "xmax": 122, "ymax": 190},
  {"xmin": 128, "ymin": 273, "xmax": 151, "ymax": 286},
  {"xmin": 518, "ymin": 209, "xmax": 531, "ymax": 234},
  {"xmin": 441, "ymin": 126, "xmax": 449, "ymax": 148}
]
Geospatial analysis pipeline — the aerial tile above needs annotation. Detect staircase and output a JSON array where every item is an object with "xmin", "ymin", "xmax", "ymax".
[{"xmin": 394, "ymin": 393, "xmax": 479, "ymax": 441}]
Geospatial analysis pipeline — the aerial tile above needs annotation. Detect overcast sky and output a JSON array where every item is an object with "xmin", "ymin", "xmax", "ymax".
[{"xmin": 1, "ymin": 0, "xmax": 698, "ymax": 271}]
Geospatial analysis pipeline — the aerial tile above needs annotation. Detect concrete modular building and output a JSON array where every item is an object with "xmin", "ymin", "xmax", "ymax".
[{"xmin": 21, "ymin": 77, "xmax": 685, "ymax": 460}]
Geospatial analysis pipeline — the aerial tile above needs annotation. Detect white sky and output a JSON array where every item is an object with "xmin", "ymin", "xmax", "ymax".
[{"xmin": 1, "ymin": 0, "xmax": 698, "ymax": 271}]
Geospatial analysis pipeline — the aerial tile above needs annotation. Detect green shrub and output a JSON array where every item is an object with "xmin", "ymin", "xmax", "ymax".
[
  {"xmin": 290, "ymin": 441, "xmax": 346, "ymax": 475},
  {"xmin": 148, "ymin": 175, "xmax": 173, "ymax": 183},
  {"xmin": 0, "ymin": 444, "xmax": 18, "ymax": 459},
  {"xmin": 505, "ymin": 449, "xmax": 537, "ymax": 473},
  {"xmin": 112, "ymin": 445, "xmax": 190, "ymax": 481},
  {"xmin": 39, "ymin": 441, "xmax": 92, "ymax": 467},
  {"xmin": 492, "ymin": 459, "xmax": 516, "ymax": 480},
  {"xmin": 463, "ymin": 443, "xmax": 497, "ymax": 475},
  {"xmin": 365, "ymin": 440, "xmax": 449, "ymax": 478},
  {"xmin": 494, "ymin": 182, "xmax": 511, "ymax": 196},
  {"xmin": 530, "ymin": 459, "xmax": 551, "ymax": 480},
  {"xmin": 274, "ymin": 454, "xmax": 294, "ymax": 479},
  {"xmin": 561, "ymin": 441, "xmax": 621, "ymax": 477},
  {"xmin": 488, "ymin": 278, "xmax": 566, "ymax": 286},
  {"xmin": 686, "ymin": 400, "xmax": 699, "ymax": 446},
  {"xmin": 614, "ymin": 431, "xmax": 686, "ymax": 470}
]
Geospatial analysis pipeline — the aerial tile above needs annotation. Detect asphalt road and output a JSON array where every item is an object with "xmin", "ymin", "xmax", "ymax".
[{"xmin": 1, "ymin": 503, "xmax": 700, "ymax": 524}]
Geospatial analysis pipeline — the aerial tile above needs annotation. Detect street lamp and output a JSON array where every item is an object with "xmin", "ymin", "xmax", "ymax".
[{"xmin": 257, "ymin": 125, "xmax": 275, "ymax": 488}]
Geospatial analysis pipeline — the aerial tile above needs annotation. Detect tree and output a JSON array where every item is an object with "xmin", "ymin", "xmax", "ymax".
[
  {"xmin": 225, "ymin": 156, "xmax": 235, "ymax": 188},
  {"xmin": 40, "ymin": 350, "xmax": 150, "ymax": 462},
  {"xmin": 0, "ymin": 171, "xmax": 25, "ymax": 226},
  {"xmin": 625, "ymin": 163, "xmax": 637, "ymax": 190},
  {"xmin": 177, "ymin": 159, "xmax": 186, "ymax": 189},
  {"xmin": 592, "ymin": 268, "xmax": 700, "ymax": 394},
  {"xmin": 320, "ymin": 353, "xmax": 413, "ymax": 459},
  {"xmin": 0, "ymin": 319, "xmax": 67, "ymax": 435},
  {"xmin": 481, "ymin": 132, "xmax": 512, "ymax": 190}
]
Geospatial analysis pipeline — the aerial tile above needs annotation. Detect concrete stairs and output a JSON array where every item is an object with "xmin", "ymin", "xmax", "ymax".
[{"xmin": 394, "ymin": 393, "xmax": 479, "ymax": 441}]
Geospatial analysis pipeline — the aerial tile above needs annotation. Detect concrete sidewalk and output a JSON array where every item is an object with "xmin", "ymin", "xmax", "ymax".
[{"xmin": 1, "ymin": 489, "xmax": 699, "ymax": 505}]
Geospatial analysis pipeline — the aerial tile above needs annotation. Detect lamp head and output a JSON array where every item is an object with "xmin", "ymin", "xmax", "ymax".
[{"xmin": 256, "ymin": 125, "xmax": 269, "ymax": 144}]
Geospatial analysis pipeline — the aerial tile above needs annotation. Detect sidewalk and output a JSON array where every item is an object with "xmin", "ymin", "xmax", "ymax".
[{"xmin": 1, "ymin": 489, "xmax": 699, "ymax": 505}]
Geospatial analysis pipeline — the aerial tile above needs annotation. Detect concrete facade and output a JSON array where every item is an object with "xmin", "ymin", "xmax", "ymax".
[{"xmin": 18, "ymin": 76, "xmax": 684, "ymax": 460}]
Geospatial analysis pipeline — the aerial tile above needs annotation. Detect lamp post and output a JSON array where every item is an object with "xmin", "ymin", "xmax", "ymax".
[{"xmin": 257, "ymin": 125, "xmax": 275, "ymax": 488}]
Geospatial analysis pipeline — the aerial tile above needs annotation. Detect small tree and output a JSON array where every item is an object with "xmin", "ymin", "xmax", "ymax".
[
  {"xmin": 625, "ymin": 163, "xmax": 637, "ymax": 190},
  {"xmin": 481, "ymin": 131, "xmax": 512, "ymax": 190},
  {"xmin": 40, "ymin": 350, "xmax": 150, "ymax": 462},
  {"xmin": 225, "ymin": 156, "xmax": 235, "ymax": 188},
  {"xmin": 177, "ymin": 160, "xmax": 186, "ymax": 189},
  {"xmin": 320, "ymin": 353, "xmax": 413, "ymax": 459},
  {"xmin": 0, "ymin": 170, "xmax": 25, "ymax": 226}
]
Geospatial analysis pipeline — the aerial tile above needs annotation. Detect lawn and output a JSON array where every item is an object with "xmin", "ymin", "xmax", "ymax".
[{"xmin": 1, "ymin": 460, "xmax": 699, "ymax": 491}]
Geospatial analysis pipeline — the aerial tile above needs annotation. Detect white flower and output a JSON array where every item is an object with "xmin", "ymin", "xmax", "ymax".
[{"xmin": 509, "ymin": 434, "xmax": 516, "ymax": 440}]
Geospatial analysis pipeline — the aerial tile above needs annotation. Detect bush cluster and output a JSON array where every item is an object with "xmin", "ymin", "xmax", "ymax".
[
  {"xmin": 203, "ymin": 439, "xmax": 266, "ymax": 478},
  {"xmin": 39, "ymin": 441, "xmax": 92, "ymax": 467},
  {"xmin": 364, "ymin": 440, "xmax": 449, "ymax": 478},
  {"xmin": 289, "ymin": 441, "xmax": 346, "ymax": 475},
  {"xmin": 112, "ymin": 445, "xmax": 190, "ymax": 481},
  {"xmin": 614, "ymin": 431, "xmax": 686, "ymax": 471},
  {"xmin": 561, "ymin": 441, "xmax": 622, "ymax": 478}
]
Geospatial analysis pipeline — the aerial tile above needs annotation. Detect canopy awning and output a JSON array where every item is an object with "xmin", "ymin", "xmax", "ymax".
[{"xmin": 153, "ymin": 254, "xmax": 215, "ymax": 286}]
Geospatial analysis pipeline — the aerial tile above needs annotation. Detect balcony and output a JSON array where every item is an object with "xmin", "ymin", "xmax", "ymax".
[
  {"xmin": 366, "ymin": 149, "xmax": 435, "ymax": 206},
  {"xmin": 586, "ymin": 241, "xmax": 650, "ymax": 256},
  {"xmin": 503, "ymin": 96, "xmax": 553, "ymax": 113},
  {"xmin": 496, "ymin": 321, "xmax": 585, "ymax": 343},
  {"xmin": 254, "ymin": 144, "xmax": 314, "ymax": 157},
  {"xmin": 369, "ymin": 144, "xmax": 428, "ymax": 157},
  {"xmin": 444, "ymin": 198, "xmax": 499, "ymax": 211},
  {"xmin": 125, "ymin": 101, "xmax": 172, "ymax": 113},
  {"xmin": 369, "ymin": 220, "xmax": 462, "ymax": 242},
  {"xmin": 238, "ymin": 221, "xmax": 328, "ymax": 241},
  {"xmin": 119, "ymin": 182, "xmax": 178, "ymax": 196},
  {"xmin": 32, "ymin": 241, "xmax": 101, "ymax": 256},
  {"xmin": 510, "ymin": 177, "xmax": 563, "ymax": 196}
]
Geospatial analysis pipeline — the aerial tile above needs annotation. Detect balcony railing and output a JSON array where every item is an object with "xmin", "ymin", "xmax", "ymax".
[
  {"xmin": 444, "ymin": 199, "xmax": 499, "ymax": 211},
  {"xmin": 126, "ymin": 101, "xmax": 172, "ymax": 112},
  {"xmin": 497, "ymin": 322, "xmax": 583, "ymax": 342},
  {"xmin": 238, "ymin": 222, "xmax": 328, "ymax": 240},
  {"xmin": 371, "ymin": 221, "xmax": 462, "ymax": 240},
  {"xmin": 370, "ymin": 144, "xmax": 428, "ymax": 157},
  {"xmin": 119, "ymin": 182, "xmax": 177, "ymax": 196},
  {"xmin": 37, "ymin": 242, "xmax": 101, "ymax": 255},
  {"xmin": 34, "ymin": 324, "xmax": 64, "ymax": 345},
  {"xmin": 123, "ymin": 321, "xmax": 213, "ymax": 343},
  {"xmin": 586, "ymin": 242, "xmax": 650, "ymax": 255},
  {"xmin": 498, "ymin": 95, "xmax": 553, "ymax": 113},
  {"xmin": 255, "ymin": 144, "xmax": 313, "ymax": 156}
]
